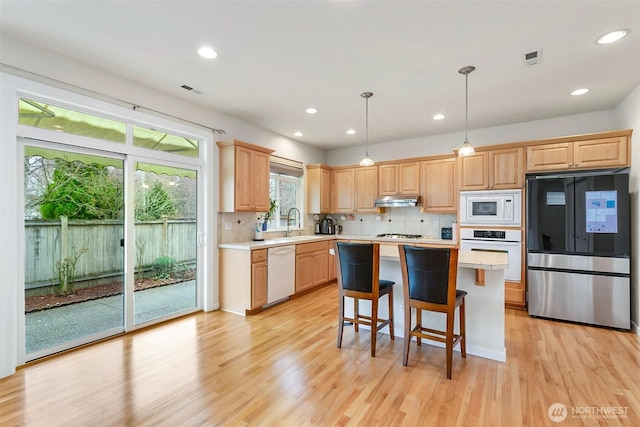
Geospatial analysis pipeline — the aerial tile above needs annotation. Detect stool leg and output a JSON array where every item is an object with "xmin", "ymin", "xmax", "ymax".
[
  {"xmin": 403, "ymin": 306, "xmax": 411, "ymax": 366},
  {"xmin": 388, "ymin": 288, "xmax": 394, "ymax": 340},
  {"xmin": 337, "ymin": 293, "xmax": 345, "ymax": 348},
  {"xmin": 371, "ymin": 298, "xmax": 378, "ymax": 357},
  {"xmin": 446, "ymin": 308, "xmax": 454, "ymax": 379},
  {"xmin": 460, "ymin": 298, "xmax": 466, "ymax": 358},
  {"xmin": 354, "ymin": 298, "xmax": 359, "ymax": 332},
  {"xmin": 416, "ymin": 309, "xmax": 422, "ymax": 347}
]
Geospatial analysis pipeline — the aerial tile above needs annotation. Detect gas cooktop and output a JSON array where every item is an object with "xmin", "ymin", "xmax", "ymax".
[{"xmin": 376, "ymin": 233, "xmax": 423, "ymax": 239}]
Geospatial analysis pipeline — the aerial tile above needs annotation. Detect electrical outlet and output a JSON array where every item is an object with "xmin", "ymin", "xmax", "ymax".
[{"xmin": 224, "ymin": 221, "xmax": 232, "ymax": 230}]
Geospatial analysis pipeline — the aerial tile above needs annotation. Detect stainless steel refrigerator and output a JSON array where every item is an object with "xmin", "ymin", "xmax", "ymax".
[{"xmin": 526, "ymin": 169, "xmax": 630, "ymax": 329}]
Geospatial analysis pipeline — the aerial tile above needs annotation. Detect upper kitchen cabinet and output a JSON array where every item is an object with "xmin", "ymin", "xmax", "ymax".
[
  {"xmin": 331, "ymin": 165, "xmax": 379, "ymax": 213},
  {"xmin": 459, "ymin": 147, "xmax": 524, "ymax": 190},
  {"xmin": 332, "ymin": 167, "xmax": 355, "ymax": 213},
  {"xmin": 527, "ymin": 134, "xmax": 630, "ymax": 172},
  {"xmin": 217, "ymin": 139, "xmax": 274, "ymax": 212},
  {"xmin": 306, "ymin": 164, "xmax": 332, "ymax": 214},
  {"xmin": 378, "ymin": 161, "xmax": 420, "ymax": 196},
  {"xmin": 355, "ymin": 166, "xmax": 379, "ymax": 212},
  {"xmin": 421, "ymin": 156, "xmax": 457, "ymax": 213}
]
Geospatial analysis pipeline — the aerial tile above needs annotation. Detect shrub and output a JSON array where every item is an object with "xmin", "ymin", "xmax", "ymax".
[{"xmin": 152, "ymin": 256, "xmax": 176, "ymax": 279}]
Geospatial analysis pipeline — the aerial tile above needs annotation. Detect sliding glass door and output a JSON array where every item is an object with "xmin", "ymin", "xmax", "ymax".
[
  {"xmin": 133, "ymin": 162, "xmax": 198, "ymax": 324},
  {"xmin": 22, "ymin": 146, "xmax": 201, "ymax": 359},
  {"xmin": 23, "ymin": 145, "xmax": 125, "ymax": 358}
]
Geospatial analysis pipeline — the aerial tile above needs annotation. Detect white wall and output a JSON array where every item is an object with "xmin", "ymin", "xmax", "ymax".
[{"xmin": 615, "ymin": 83, "xmax": 640, "ymax": 332}]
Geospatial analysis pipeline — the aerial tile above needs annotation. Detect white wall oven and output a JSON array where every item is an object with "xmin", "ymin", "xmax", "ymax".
[
  {"xmin": 459, "ymin": 228, "xmax": 522, "ymax": 283},
  {"xmin": 460, "ymin": 189, "xmax": 522, "ymax": 227}
]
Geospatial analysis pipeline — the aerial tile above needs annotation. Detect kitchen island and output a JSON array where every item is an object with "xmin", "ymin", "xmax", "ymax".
[{"xmin": 344, "ymin": 246, "xmax": 508, "ymax": 362}]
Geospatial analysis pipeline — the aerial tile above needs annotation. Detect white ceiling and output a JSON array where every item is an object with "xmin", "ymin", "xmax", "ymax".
[{"xmin": 1, "ymin": 1, "xmax": 639, "ymax": 150}]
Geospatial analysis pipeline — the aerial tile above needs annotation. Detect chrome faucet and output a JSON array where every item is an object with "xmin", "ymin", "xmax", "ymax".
[{"xmin": 286, "ymin": 207, "xmax": 301, "ymax": 237}]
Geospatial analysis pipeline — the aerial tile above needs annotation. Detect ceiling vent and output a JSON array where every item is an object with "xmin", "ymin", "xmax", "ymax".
[
  {"xmin": 181, "ymin": 84, "xmax": 203, "ymax": 94},
  {"xmin": 524, "ymin": 49, "xmax": 541, "ymax": 66}
]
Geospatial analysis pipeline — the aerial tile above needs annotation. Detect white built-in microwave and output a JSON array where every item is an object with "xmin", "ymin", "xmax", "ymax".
[{"xmin": 459, "ymin": 189, "xmax": 522, "ymax": 227}]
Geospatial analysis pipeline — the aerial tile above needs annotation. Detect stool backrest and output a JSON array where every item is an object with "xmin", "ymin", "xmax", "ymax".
[
  {"xmin": 399, "ymin": 246, "xmax": 458, "ymax": 305},
  {"xmin": 335, "ymin": 242, "xmax": 380, "ymax": 294}
]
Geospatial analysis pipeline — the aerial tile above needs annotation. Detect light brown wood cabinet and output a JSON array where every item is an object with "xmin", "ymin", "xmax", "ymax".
[
  {"xmin": 251, "ymin": 249, "xmax": 268, "ymax": 309},
  {"xmin": 306, "ymin": 164, "xmax": 332, "ymax": 214},
  {"xmin": 295, "ymin": 241, "xmax": 329, "ymax": 293},
  {"xmin": 527, "ymin": 136, "xmax": 629, "ymax": 172},
  {"xmin": 505, "ymin": 242, "xmax": 525, "ymax": 308},
  {"xmin": 460, "ymin": 147, "xmax": 524, "ymax": 190},
  {"xmin": 355, "ymin": 166, "xmax": 378, "ymax": 212},
  {"xmin": 219, "ymin": 247, "xmax": 268, "ymax": 315},
  {"xmin": 332, "ymin": 167, "xmax": 355, "ymax": 213},
  {"xmin": 505, "ymin": 282, "xmax": 525, "ymax": 308},
  {"xmin": 421, "ymin": 157, "xmax": 457, "ymax": 213},
  {"xmin": 378, "ymin": 162, "xmax": 420, "ymax": 196},
  {"xmin": 217, "ymin": 139, "xmax": 274, "ymax": 212},
  {"xmin": 331, "ymin": 166, "xmax": 379, "ymax": 213},
  {"xmin": 327, "ymin": 243, "xmax": 336, "ymax": 281}
]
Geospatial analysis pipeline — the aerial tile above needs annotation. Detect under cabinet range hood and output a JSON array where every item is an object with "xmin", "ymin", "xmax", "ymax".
[{"xmin": 374, "ymin": 195, "xmax": 421, "ymax": 207}]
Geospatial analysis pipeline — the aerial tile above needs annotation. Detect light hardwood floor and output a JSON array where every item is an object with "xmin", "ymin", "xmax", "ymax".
[{"xmin": 1, "ymin": 283, "xmax": 639, "ymax": 426}]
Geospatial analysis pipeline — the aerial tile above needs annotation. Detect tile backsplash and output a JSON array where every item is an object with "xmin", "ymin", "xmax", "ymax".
[
  {"xmin": 218, "ymin": 208, "xmax": 456, "ymax": 243},
  {"xmin": 333, "ymin": 208, "xmax": 456, "ymax": 238}
]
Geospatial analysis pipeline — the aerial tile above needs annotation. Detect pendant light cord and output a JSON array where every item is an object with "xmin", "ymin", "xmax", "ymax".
[
  {"xmin": 365, "ymin": 95, "xmax": 369, "ymax": 155},
  {"xmin": 464, "ymin": 72, "xmax": 468, "ymax": 142}
]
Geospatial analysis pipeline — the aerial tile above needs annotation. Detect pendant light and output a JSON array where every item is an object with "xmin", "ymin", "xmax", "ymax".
[
  {"xmin": 359, "ymin": 91, "xmax": 374, "ymax": 166},
  {"xmin": 458, "ymin": 66, "xmax": 476, "ymax": 156}
]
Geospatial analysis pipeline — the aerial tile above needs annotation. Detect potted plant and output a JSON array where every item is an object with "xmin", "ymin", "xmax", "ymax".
[{"xmin": 262, "ymin": 198, "xmax": 277, "ymax": 230}]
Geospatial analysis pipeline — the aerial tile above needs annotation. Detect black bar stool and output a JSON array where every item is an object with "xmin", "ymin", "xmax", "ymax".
[
  {"xmin": 398, "ymin": 245, "xmax": 466, "ymax": 379},
  {"xmin": 334, "ymin": 241, "xmax": 395, "ymax": 357}
]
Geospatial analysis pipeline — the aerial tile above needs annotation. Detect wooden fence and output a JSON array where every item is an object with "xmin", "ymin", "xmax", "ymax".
[{"xmin": 25, "ymin": 217, "xmax": 196, "ymax": 292}]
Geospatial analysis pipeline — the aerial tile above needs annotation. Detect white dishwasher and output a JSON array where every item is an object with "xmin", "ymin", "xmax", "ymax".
[{"xmin": 267, "ymin": 245, "xmax": 296, "ymax": 304}]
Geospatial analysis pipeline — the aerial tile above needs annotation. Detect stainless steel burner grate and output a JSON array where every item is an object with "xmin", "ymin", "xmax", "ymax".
[{"xmin": 376, "ymin": 233, "xmax": 422, "ymax": 239}]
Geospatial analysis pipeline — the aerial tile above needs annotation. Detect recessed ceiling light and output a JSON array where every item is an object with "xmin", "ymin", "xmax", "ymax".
[
  {"xmin": 597, "ymin": 29, "xmax": 630, "ymax": 45},
  {"xmin": 433, "ymin": 114, "xmax": 445, "ymax": 120},
  {"xmin": 570, "ymin": 88, "xmax": 590, "ymax": 96},
  {"xmin": 198, "ymin": 46, "xmax": 218, "ymax": 59},
  {"xmin": 346, "ymin": 129, "xmax": 356, "ymax": 135},
  {"xmin": 294, "ymin": 131, "xmax": 303, "ymax": 137},
  {"xmin": 305, "ymin": 107, "xmax": 318, "ymax": 114}
]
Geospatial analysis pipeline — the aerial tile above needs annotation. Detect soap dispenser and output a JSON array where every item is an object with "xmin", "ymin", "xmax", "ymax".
[{"xmin": 254, "ymin": 218, "xmax": 264, "ymax": 241}]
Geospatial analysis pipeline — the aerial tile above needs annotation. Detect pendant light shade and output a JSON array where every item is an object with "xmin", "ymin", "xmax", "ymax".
[
  {"xmin": 359, "ymin": 91, "xmax": 374, "ymax": 166},
  {"xmin": 458, "ymin": 66, "xmax": 476, "ymax": 156}
]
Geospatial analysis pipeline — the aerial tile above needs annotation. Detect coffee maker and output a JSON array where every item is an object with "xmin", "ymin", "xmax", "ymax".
[{"xmin": 318, "ymin": 218, "xmax": 335, "ymax": 234}]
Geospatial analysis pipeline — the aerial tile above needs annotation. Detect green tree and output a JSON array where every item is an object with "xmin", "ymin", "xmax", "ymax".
[
  {"xmin": 40, "ymin": 160, "xmax": 123, "ymax": 220},
  {"xmin": 135, "ymin": 181, "xmax": 176, "ymax": 220}
]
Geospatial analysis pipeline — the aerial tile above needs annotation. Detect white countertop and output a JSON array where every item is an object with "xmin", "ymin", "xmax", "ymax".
[
  {"xmin": 458, "ymin": 250, "xmax": 508, "ymax": 270},
  {"xmin": 218, "ymin": 234, "xmax": 456, "ymax": 250}
]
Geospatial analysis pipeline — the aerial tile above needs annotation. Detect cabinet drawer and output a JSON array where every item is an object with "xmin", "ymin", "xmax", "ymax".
[
  {"xmin": 252, "ymin": 249, "xmax": 267, "ymax": 263},
  {"xmin": 296, "ymin": 240, "xmax": 328, "ymax": 255}
]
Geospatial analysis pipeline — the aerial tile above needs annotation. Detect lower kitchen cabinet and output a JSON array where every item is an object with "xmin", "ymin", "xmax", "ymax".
[
  {"xmin": 219, "ymin": 248, "xmax": 268, "ymax": 315},
  {"xmin": 505, "ymin": 281, "xmax": 525, "ymax": 309},
  {"xmin": 295, "ymin": 241, "xmax": 330, "ymax": 293},
  {"xmin": 251, "ymin": 249, "xmax": 268, "ymax": 309},
  {"xmin": 327, "ymin": 244, "xmax": 336, "ymax": 281}
]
